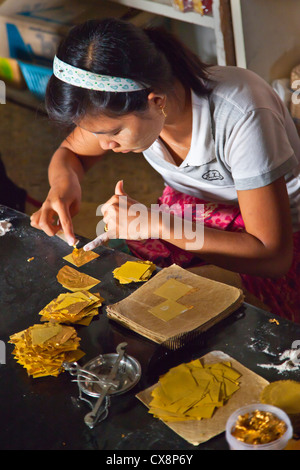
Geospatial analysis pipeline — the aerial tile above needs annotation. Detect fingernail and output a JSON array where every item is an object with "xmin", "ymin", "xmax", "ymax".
[{"xmin": 67, "ymin": 237, "xmax": 75, "ymax": 246}]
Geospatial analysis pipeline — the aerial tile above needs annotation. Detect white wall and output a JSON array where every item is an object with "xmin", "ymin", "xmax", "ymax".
[
  {"xmin": 170, "ymin": 19, "xmax": 218, "ymax": 64},
  {"xmin": 239, "ymin": 0, "xmax": 300, "ymax": 83}
]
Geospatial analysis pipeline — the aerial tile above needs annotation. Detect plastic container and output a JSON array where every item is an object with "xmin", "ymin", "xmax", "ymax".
[
  {"xmin": 6, "ymin": 22, "xmax": 52, "ymax": 99},
  {"xmin": 226, "ymin": 403, "xmax": 293, "ymax": 450},
  {"xmin": 18, "ymin": 61, "xmax": 52, "ymax": 99}
]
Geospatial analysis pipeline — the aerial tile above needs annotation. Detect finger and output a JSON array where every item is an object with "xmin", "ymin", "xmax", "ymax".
[
  {"xmin": 51, "ymin": 202, "xmax": 76, "ymax": 245},
  {"xmin": 115, "ymin": 180, "xmax": 126, "ymax": 196},
  {"xmin": 57, "ymin": 215, "xmax": 76, "ymax": 246},
  {"xmin": 30, "ymin": 209, "xmax": 42, "ymax": 229},
  {"xmin": 83, "ymin": 232, "xmax": 110, "ymax": 251},
  {"xmin": 100, "ymin": 193, "xmax": 121, "ymax": 216},
  {"xmin": 35, "ymin": 207, "xmax": 60, "ymax": 237},
  {"xmin": 100, "ymin": 196, "xmax": 117, "ymax": 216}
]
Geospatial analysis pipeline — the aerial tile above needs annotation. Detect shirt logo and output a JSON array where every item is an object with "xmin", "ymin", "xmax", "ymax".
[{"xmin": 202, "ymin": 169, "xmax": 224, "ymax": 181}]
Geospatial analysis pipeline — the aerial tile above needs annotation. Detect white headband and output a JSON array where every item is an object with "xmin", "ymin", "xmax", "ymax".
[{"xmin": 53, "ymin": 55, "xmax": 147, "ymax": 92}]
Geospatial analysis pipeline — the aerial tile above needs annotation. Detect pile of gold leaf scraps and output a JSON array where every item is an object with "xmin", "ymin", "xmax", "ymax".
[
  {"xmin": 39, "ymin": 290, "xmax": 104, "ymax": 325},
  {"xmin": 148, "ymin": 359, "xmax": 241, "ymax": 422},
  {"xmin": 9, "ymin": 322, "xmax": 84, "ymax": 378},
  {"xmin": 113, "ymin": 260, "xmax": 156, "ymax": 284}
]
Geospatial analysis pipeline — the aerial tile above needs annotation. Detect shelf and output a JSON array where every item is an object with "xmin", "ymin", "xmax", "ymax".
[
  {"xmin": 109, "ymin": 0, "xmax": 215, "ymax": 27},
  {"xmin": 6, "ymin": 86, "xmax": 45, "ymax": 112},
  {"xmin": 108, "ymin": 0, "xmax": 236, "ymax": 67}
]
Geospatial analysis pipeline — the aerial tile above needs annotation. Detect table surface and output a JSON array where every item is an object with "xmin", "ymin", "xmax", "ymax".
[{"xmin": 1, "ymin": 204, "xmax": 300, "ymax": 451}]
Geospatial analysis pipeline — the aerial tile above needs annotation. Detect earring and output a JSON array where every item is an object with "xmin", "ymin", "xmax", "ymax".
[{"xmin": 160, "ymin": 105, "xmax": 167, "ymax": 118}]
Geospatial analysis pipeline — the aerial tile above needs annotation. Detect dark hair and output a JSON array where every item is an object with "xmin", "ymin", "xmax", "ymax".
[{"xmin": 46, "ymin": 17, "xmax": 212, "ymax": 130}]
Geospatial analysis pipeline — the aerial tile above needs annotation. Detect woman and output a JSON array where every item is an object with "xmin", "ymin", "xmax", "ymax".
[{"xmin": 31, "ymin": 18, "xmax": 300, "ymax": 322}]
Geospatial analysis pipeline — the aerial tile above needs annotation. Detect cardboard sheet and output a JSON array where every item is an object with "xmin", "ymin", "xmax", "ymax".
[{"xmin": 106, "ymin": 264, "xmax": 244, "ymax": 345}]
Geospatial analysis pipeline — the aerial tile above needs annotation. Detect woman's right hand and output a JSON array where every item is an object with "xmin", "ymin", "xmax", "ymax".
[
  {"xmin": 30, "ymin": 180, "xmax": 81, "ymax": 246},
  {"xmin": 30, "ymin": 126, "xmax": 107, "ymax": 246}
]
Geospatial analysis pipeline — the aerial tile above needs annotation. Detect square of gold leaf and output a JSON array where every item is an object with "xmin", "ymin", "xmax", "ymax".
[{"xmin": 63, "ymin": 247, "xmax": 99, "ymax": 267}]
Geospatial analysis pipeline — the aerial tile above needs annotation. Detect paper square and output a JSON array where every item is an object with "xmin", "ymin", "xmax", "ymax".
[
  {"xmin": 153, "ymin": 279, "xmax": 193, "ymax": 300},
  {"xmin": 149, "ymin": 299, "xmax": 190, "ymax": 322}
]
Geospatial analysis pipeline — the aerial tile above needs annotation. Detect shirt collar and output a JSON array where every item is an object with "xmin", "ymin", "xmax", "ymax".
[
  {"xmin": 148, "ymin": 90, "xmax": 216, "ymax": 168},
  {"xmin": 180, "ymin": 91, "xmax": 216, "ymax": 168}
]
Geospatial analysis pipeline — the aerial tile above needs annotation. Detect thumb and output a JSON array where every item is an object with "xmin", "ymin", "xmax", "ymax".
[{"xmin": 115, "ymin": 180, "xmax": 126, "ymax": 196}]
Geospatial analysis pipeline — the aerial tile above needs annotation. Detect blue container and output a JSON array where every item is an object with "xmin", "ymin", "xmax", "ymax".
[
  {"xmin": 18, "ymin": 61, "xmax": 52, "ymax": 100},
  {"xmin": 6, "ymin": 22, "xmax": 52, "ymax": 99}
]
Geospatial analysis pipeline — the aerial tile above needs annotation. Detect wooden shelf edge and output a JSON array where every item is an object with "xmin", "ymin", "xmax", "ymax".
[{"xmin": 109, "ymin": 0, "xmax": 215, "ymax": 27}]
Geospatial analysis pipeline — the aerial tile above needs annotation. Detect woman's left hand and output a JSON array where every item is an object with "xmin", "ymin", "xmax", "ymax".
[{"xmin": 83, "ymin": 180, "xmax": 155, "ymax": 251}]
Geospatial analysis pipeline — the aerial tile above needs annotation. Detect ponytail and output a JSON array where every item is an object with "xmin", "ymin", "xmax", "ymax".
[{"xmin": 144, "ymin": 27, "xmax": 211, "ymax": 97}]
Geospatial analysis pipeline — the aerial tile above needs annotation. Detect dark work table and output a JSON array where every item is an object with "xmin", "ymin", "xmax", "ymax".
[{"xmin": 1, "ymin": 204, "xmax": 300, "ymax": 454}]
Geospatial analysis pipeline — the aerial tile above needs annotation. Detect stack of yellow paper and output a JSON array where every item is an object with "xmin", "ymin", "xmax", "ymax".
[
  {"xmin": 39, "ymin": 290, "xmax": 104, "ymax": 325},
  {"xmin": 148, "ymin": 359, "xmax": 241, "ymax": 422},
  {"xmin": 9, "ymin": 322, "xmax": 84, "ymax": 378},
  {"xmin": 113, "ymin": 260, "xmax": 156, "ymax": 284}
]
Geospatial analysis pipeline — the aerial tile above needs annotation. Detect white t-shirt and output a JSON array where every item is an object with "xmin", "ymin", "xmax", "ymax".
[{"xmin": 143, "ymin": 66, "xmax": 300, "ymax": 231}]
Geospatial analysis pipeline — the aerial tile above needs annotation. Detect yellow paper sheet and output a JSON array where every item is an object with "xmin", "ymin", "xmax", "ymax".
[
  {"xmin": 153, "ymin": 279, "xmax": 194, "ymax": 300},
  {"xmin": 113, "ymin": 260, "xmax": 156, "ymax": 284},
  {"xmin": 148, "ymin": 299, "xmax": 192, "ymax": 322},
  {"xmin": 148, "ymin": 359, "xmax": 241, "ymax": 422},
  {"xmin": 136, "ymin": 351, "xmax": 269, "ymax": 446}
]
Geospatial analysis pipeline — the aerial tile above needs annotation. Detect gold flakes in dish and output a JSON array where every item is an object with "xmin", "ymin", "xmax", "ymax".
[{"xmin": 231, "ymin": 409, "xmax": 287, "ymax": 445}]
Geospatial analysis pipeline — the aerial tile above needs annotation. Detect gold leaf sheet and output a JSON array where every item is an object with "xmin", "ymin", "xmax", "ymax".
[
  {"xmin": 56, "ymin": 265, "xmax": 100, "ymax": 292},
  {"xmin": 63, "ymin": 247, "xmax": 99, "ymax": 267}
]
